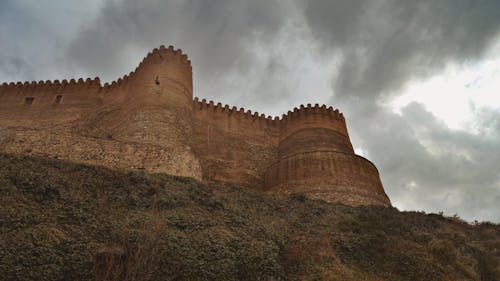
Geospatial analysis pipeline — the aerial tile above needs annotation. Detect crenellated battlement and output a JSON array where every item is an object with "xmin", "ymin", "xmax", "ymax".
[
  {"xmin": 0, "ymin": 44, "xmax": 391, "ymax": 207},
  {"xmin": 192, "ymin": 97, "xmax": 347, "ymax": 128},
  {"xmin": 130, "ymin": 45, "xmax": 191, "ymax": 75},
  {"xmin": 101, "ymin": 45, "xmax": 191, "ymax": 94},
  {"xmin": 193, "ymin": 97, "xmax": 279, "ymax": 127},
  {"xmin": 0, "ymin": 77, "xmax": 101, "ymax": 95},
  {"xmin": 145, "ymin": 45, "xmax": 191, "ymax": 66},
  {"xmin": 280, "ymin": 103, "xmax": 344, "ymax": 122},
  {"xmin": 0, "ymin": 45, "xmax": 190, "ymax": 100}
]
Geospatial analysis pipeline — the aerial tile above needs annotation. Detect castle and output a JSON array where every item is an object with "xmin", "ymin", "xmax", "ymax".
[{"xmin": 0, "ymin": 45, "xmax": 390, "ymax": 207}]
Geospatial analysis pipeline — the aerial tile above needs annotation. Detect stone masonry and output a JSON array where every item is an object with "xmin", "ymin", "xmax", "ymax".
[{"xmin": 0, "ymin": 45, "xmax": 391, "ymax": 206}]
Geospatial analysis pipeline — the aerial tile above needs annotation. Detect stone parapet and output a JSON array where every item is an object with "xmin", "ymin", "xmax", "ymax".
[{"xmin": 0, "ymin": 44, "xmax": 391, "ymax": 207}]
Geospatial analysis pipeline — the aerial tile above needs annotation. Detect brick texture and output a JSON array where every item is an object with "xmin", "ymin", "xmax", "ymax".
[{"xmin": 0, "ymin": 45, "xmax": 391, "ymax": 207}]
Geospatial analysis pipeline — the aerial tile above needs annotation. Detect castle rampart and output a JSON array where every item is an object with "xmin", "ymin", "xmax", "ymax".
[
  {"xmin": 0, "ymin": 45, "xmax": 391, "ymax": 207},
  {"xmin": 192, "ymin": 98, "xmax": 280, "ymax": 189}
]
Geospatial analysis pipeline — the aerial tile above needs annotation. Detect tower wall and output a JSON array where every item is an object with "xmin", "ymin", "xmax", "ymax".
[
  {"xmin": 277, "ymin": 104, "xmax": 354, "ymax": 157},
  {"xmin": 0, "ymin": 44, "xmax": 391, "ymax": 207},
  {"xmin": 263, "ymin": 104, "xmax": 391, "ymax": 206},
  {"xmin": 91, "ymin": 46, "xmax": 202, "ymax": 179},
  {"xmin": 0, "ymin": 46, "xmax": 202, "ymax": 180},
  {"xmin": 264, "ymin": 152, "xmax": 391, "ymax": 206}
]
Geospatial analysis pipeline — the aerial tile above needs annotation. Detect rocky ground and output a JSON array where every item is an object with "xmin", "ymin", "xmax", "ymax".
[{"xmin": 0, "ymin": 153, "xmax": 499, "ymax": 281}]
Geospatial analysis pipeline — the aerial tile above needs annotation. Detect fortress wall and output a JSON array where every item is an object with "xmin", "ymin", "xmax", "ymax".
[
  {"xmin": 0, "ymin": 44, "xmax": 391, "ymax": 206},
  {"xmin": 0, "ymin": 78, "xmax": 102, "ymax": 104},
  {"xmin": 91, "ymin": 46, "xmax": 193, "ymax": 110},
  {"xmin": 100, "ymin": 46, "xmax": 193, "ymax": 104},
  {"xmin": 279, "ymin": 104, "xmax": 350, "ymax": 140},
  {"xmin": 0, "ymin": 78, "xmax": 102, "ymax": 127},
  {"xmin": 278, "ymin": 104, "xmax": 354, "ymax": 157},
  {"xmin": 263, "ymin": 104, "xmax": 391, "ymax": 206},
  {"xmin": 192, "ymin": 98, "xmax": 280, "ymax": 190},
  {"xmin": 89, "ymin": 46, "xmax": 201, "ymax": 179},
  {"xmin": 264, "ymin": 151, "xmax": 391, "ymax": 206},
  {"xmin": 190, "ymin": 100, "xmax": 389, "ymax": 206},
  {"xmin": 0, "ymin": 46, "xmax": 202, "ymax": 180}
]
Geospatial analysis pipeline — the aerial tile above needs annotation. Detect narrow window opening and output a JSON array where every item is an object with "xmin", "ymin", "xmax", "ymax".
[
  {"xmin": 155, "ymin": 76, "xmax": 160, "ymax": 85},
  {"xmin": 55, "ymin": 95, "xmax": 62, "ymax": 104},
  {"xmin": 25, "ymin": 97, "xmax": 35, "ymax": 105}
]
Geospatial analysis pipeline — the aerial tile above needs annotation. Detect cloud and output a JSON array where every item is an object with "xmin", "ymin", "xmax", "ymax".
[
  {"xmin": 345, "ymin": 101, "xmax": 500, "ymax": 221},
  {"xmin": 302, "ymin": 0, "xmax": 500, "ymax": 102},
  {"xmin": 65, "ymin": 0, "xmax": 293, "ymax": 94},
  {"xmin": 0, "ymin": 0, "xmax": 103, "ymax": 81},
  {"xmin": 299, "ymin": 0, "xmax": 500, "ymax": 221}
]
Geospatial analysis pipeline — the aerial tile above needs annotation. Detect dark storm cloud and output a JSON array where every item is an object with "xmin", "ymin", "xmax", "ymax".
[
  {"xmin": 344, "ymin": 101, "xmax": 500, "ymax": 220},
  {"xmin": 60, "ymin": 0, "xmax": 303, "ymax": 111},
  {"xmin": 66, "ymin": 0, "xmax": 291, "ymax": 90},
  {"xmin": 303, "ymin": 0, "xmax": 500, "ymax": 102}
]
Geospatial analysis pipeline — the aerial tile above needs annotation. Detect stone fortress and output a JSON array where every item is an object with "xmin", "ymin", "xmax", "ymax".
[{"xmin": 0, "ymin": 45, "xmax": 390, "ymax": 207}]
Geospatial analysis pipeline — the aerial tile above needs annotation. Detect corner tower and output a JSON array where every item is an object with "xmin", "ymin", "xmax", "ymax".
[
  {"xmin": 0, "ymin": 44, "xmax": 391, "ymax": 207},
  {"xmin": 92, "ymin": 45, "xmax": 202, "ymax": 179},
  {"xmin": 264, "ymin": 104, "xmax": 390, "ymax": 206}
]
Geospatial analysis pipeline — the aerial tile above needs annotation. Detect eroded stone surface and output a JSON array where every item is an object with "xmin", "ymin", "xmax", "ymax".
[{"xmin": 0, "ymin": 45, "xmax": 390, "ymax": 207}]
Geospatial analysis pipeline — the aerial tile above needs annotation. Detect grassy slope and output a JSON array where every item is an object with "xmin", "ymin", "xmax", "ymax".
[{"xmin": 0, "ymin": 153, "xmax": 499, "ymax": 281}]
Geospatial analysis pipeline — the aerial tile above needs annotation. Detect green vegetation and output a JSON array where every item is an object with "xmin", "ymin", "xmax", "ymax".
[{"xmin": 0, "ymin": 153, "xmax": 498, "ymax": 281}]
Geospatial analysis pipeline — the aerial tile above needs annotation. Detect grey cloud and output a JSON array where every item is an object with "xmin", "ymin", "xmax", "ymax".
[
  {"xmin": 300, "ymin": 0, "xmax": 500, "ymax": 221},
  {"xmin": 60, "ymin": 0, "xmax": 309, "ymax": 113},
  {"xmin": 346, "ymin": 101, "xmax": 500, "ymax": 221},
  {"xmin": 66, "ymin": 0, "xmax": 292, "ymax": 93},
  {"xmin": 303, "ymin": 0, "xmax": 500, "ymax": 102},
  {"xmin": 470, "ymin": 106, "xmax": 500, "ymax": 138},
  {"xmin": 0, "ymin": 56, "xmax": 34, "ymax": 80},
  {"xmin": 0, "ymin": 0, "xmax": 103, "ymax": 81}
]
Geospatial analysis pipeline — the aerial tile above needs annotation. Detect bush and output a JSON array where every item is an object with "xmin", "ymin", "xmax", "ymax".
[{"xmin": 429, "ymin": 239, "xmax": 457, "ymax": 265}]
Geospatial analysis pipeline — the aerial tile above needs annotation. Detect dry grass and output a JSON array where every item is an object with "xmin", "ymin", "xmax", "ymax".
[
  {"xmin": 0, "ymin": 152, "xmax": 499, "ymax": 281},
  {"xmin": 95, "ymin": 210, "xmax": 167, "ymax": 281}
]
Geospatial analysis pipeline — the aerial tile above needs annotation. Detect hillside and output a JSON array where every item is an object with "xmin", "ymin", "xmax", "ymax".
[{"xmin": 0, "ymin": 153, "xmax": 499, "ymax": 281}]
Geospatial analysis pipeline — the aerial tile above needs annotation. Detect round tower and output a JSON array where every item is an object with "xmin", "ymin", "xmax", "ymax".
[
  {"xmin": 98, "ymin": 45, "xmax": 202, "ymax": 179},
  {"xmin": 264, "ymin": 104, "xmax": 390, "ymax": 206}
]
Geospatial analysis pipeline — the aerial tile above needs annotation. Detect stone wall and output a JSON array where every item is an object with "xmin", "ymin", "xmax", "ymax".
[
  {"xmin": 260, "ymin": 104, "xmax": 391, "ymax": 206},
  {"xmin": 0, "ymin": 45, "xmax": 391, "ymax": 207},
  {"xmin": 264, "ymin": 151, "xmax": 390, "ymax": 206},
  {"xmin": 0, "ymin": 46, "xmax": 202, "ymax": 180},
  {"xmin": 192, "ymin": 98, "xmax": 279, "ymax": 190}
]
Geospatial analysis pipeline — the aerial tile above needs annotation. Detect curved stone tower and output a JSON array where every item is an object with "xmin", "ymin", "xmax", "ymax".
[
  {"xmin": 264, "ymin": 104, "xmax": 390, "ymax": 206},
  {"xmin": 0, "ymin": 44, "xmax": 390, "ymax": 207},
  {"xmin": 83, "ymin": 46, "xmax": 202, "ymax": 179}
]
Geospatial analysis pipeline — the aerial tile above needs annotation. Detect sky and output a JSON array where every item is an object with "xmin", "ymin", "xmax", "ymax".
[{"xmin": 1, "ymin": 0, "xmax": 499, "ymax": 222}]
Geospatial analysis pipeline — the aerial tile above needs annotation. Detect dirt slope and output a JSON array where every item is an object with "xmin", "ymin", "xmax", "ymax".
[{"xmin": 0, "ymin": 153, "xmax": 498, "ymax": 281}]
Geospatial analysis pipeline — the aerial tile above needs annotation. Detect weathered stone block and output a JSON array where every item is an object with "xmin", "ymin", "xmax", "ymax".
[{"xmin": 0, "ymin": 45, "xmax": 390, "ymax": 207}]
